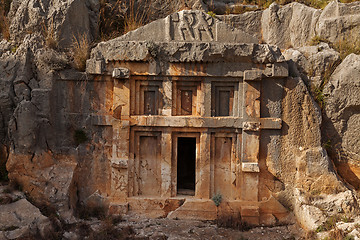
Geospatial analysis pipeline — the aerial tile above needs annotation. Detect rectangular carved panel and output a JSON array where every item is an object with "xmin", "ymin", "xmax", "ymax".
[
  {"xmin": 181, "ymin": 90, "xmax": 193, "ymax": 115},
  {"xmin": 218, "ymin": 90, "xmax": 230, "ymax": 116},
  {"xmin": 211, "ymin": 133, "xmax": 239, "ymax": 200},
  {"xmin": 136, "ymin": 135, "xmax": 161, "ymax": 196},
  {"xmin": 173, "ymin": 81, "xmax": 200, "ymax": 116},
  {"xmin": 214, "ymin": 137, "xmax": 232, "ymax": 197},
  {"xmin": 211, "ymin": 83, "xmax": 236, "ymax": 117},
  {"xmin": 131, "ymin": 79, "xmax": 162, "ymax": 116},
  {"xmin": 144, "ymin": 90, "xmax": 156, "ymax": 115}
]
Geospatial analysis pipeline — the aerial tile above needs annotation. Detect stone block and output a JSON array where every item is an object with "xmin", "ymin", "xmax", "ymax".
[
  {"xmin": 112, "ymin": 68, "xmax": 130, "ymax": 79},
  {"xmin": 272, "ymin": 62, "xmax": 288, "ymax": 77},
  {"xmin": 242, "ymin": 162, "xmax": 260, "ymax": 172},
  {"xmin": 241, "ymin": 206, "xmax": 260, "ymax": 225},
  {"xmin": 243, "ymin": 70, "xmax": 263, "ymax": 81},
  {"xmin": 86, "ymin": 59, "xmax": 104, "ymax": 74},
  {"xmin": 108, "ymin": 203, "xmax": 129, "ymax": 215}
]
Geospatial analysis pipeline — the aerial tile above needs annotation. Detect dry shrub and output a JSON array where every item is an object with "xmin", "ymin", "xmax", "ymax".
[
  {"xmin": 0, "ymin": 0, "xmax": 11, "ymax": 40},
  {"xmin": 71, "ymin": 33, "xmax": 90, "ymax": 72},
  {"xmin": 123, "ymin": 0, "xmax": 150, "ymax": 34},
  {"xmin": 43, "ymin": 19, "xmax": 58, "ymax": 49},
  {"xmin": 99, "ymin": 0, "xmax": 151, "ymax": 40},
  {"xmin": 333, "ymin": 39, "xmax": 360, "ymax": 61},
  {"xmin": 216, "ymin": 211, "xmax": 251, "ymax": 231}
]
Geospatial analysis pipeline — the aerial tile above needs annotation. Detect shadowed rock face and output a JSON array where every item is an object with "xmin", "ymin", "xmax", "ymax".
[
  {"xmin": 323, "ymin": 54, "xmax": 360, "ymax": 189},
  {"xmin": 0, "ymin": 0, "xmax": 359, "ymax": 233}
]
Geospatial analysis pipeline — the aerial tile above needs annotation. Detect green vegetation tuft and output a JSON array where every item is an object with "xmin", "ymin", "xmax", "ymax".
[
  {"xmin": 212, "ymin": 193, "xmax": 222, "ymax": 207},
  {"xmin": 207, "ymin": 11, "xmax": 216, "ymax": 18}
]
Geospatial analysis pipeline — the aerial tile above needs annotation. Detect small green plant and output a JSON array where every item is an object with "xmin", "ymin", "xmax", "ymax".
[
  {"xmin": 212, "ymin": 193, "xmax": 222, "ymax": 207},
  {"xmin": 313, "ymin": 85, "xmax": 326, "ymax": 109},
  {"xmin": 323, "ymin": 140, "xmax": 332, "ymax": 151},
  {"xmin": 344, "ymin": 235, "xmax": 355, "ymax": 240},
  {"xmin": 74, "ymin": 129, "xmax": 88, "ymax": 145},
  {"xmin": 71, "ymin": 33, "xmax": 90, "ymax": 71},
  {"xmin": 316, "ymin": 215, "xmax": 348, "ymax": 233},
  {"xmin": 207, "ymin": 11, "xmax": 216, "ymax": 18},
  {"xmin": 309, "ymin": 35, "xmax": 329, "ymax": 46}
]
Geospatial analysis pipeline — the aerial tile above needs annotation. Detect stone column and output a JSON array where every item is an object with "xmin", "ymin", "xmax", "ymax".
[
  {"xmin": 196, "ymin": 131, "xmax": 211, "ymax": 199},
  {"xmin": 161, "ymin": 129, "xmax": 172, "ymax": 197}
]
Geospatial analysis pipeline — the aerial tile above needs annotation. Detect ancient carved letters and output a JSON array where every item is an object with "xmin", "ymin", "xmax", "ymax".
[{"xmin": 176, "ymin": 11, "xmax": 214, "ymax": 41}]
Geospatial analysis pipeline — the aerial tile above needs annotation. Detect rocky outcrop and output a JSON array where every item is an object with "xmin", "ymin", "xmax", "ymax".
[
  {"xmin": 8, "ymin": 0, "xmax": 99, "ymax": 47},
  {"xmin": 0, "ymin": 0, "xmax": 359, "ymax": 234},
  {"xmin": 323, "ymin": 53, "xmax": 360, "ymax": 189},
  {"xmin": 218, "ymin": 1, "xmax": 360, "ymax": 49},
  {"xmin": 283, "ymin": 42, "xmax": 340, "ymax": 87},
  {"xmin": 0, "ymin": 198, "xmax": 52, "ymax": 239}
]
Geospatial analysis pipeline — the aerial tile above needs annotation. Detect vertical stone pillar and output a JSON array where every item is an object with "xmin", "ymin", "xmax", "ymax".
[
  {"xmin": 241, "ymin": 70, "xmax": 262, "ymax": 225},
  {"xmin": 202, "ymin": 79, "xmax": 211, "ymax": 117},
  {"xmin": 196, "ymin": 132, "xmax": 211, "ymax": 199},
  {"xmin": 241, "ymin": 79, "xmax": 260, "ymax": 202},
  {"xmin": 111, "ymin": 79, "xmax": 131, "ymax": 199},
  {"xmin": 161, "ymin": 130, "xmax": 172, "ymax": 197}
]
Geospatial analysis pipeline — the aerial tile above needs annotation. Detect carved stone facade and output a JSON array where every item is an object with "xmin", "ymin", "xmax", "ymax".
[{"xmin": 84, "ymin": 11, "xmax": 293, "ymax": 225}]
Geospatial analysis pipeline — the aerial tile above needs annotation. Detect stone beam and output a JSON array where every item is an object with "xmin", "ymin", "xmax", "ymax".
[{"xmin": 125, "ymin": 116, "xmax": 281, "ymax": 129}]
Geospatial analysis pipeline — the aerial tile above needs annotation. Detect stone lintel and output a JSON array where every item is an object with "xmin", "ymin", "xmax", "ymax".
[
  {"xmin": 112, "ymin": 67, "xmax": 130, "ymax": 79},
  {"xmin": 86, "ymin": 59, "xmax": 105, "ymax": 75},
  {"xmin": 128, "ymin": 116, "xmax": 282, "ymax": 129},
  {"xmin": 242, "ymin": 162, "xmax": 260, "ymax": 172},
  {"xmin": 243, "ymin": 70, "xmax": 263, "ymax": 81}
]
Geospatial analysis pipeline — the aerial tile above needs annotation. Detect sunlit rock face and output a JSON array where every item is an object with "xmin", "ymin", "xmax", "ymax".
[{"xmin": 1, "ymin": 0, "xmax": 359, "ymax": 231}]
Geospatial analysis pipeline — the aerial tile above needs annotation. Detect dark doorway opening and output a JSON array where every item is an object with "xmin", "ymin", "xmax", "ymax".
[{"xmin": 177, "ymin": 137, "xmax": 196, "ymax": 196}]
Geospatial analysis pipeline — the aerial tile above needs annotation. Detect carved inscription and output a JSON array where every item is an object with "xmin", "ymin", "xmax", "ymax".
[{"xmin": 173, "ymin": 11, "xmax": 215, "ymax": 41}]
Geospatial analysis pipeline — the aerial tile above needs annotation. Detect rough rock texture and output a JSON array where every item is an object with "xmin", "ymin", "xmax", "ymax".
[
  {"xmin": 323, "ymin": 53, "xmax": 360, "ymax": 189},
  {"xmin": 0, "ymin": 199, "xmax": 52, "ymax": 239},
  {"xmin": 218, "ymin": 1, "xmax": 360, "ymax": 49},
  {"xmin": 0, "ymin": 0, "xmax": 359, "ymax": 234},
  {"xmin": 8, "ymin": 0, "xmax": 99, "ymax": 47},
  {"xmin": 283, "ymin": 42, "xmax": 340, "ymax": 87}
]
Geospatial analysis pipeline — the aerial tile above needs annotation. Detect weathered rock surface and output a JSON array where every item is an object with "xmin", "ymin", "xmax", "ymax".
[
  {"xmin": 323, "ymin": 53, "xmax": 360, "ymax": 189},
  {"xmin": 0, "ymin": 199, "xmax": 52, "ymax": 239},
  {"xmin": 0, "ymin": 0, "xmax": 359, "ymax": 234},
  {"xmin": 283, "ymin": 42, "xmax": 340, "ymax": 87},
  {"xmin": 218, "ymin": 1, "xmax": 360, "ymax": 49},
  {"xmin": 8, "ymin": 0, "xmax": 99, "ymax": 47}
]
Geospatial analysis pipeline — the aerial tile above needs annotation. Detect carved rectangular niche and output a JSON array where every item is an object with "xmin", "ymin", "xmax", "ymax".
[
  {"xmin": 210, "ymin": 132, "xmax": 240, "ymax": 200},
  {"xmin": 171, "ymin": 132, "xmax": 200, "ymax": 197},
  {"xmin": 211, "ymin": 82, "xmax": 238, "ymax": 117},
  {"xmin": 131, "ymin": 80, "xmax": 163, "ymax": 115},
  {"xmin": 172, "ymin": 81, "xmax": 200, "ymax": 116},
  {"xmin": 133, "ymin": 131, "xmax": 162, "ymax": 197}
]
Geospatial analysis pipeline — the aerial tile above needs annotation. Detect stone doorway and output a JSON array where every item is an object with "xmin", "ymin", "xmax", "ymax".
[{"xmin": 177, "ymin": 137, "xmax": 196, "ymax": 196}]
